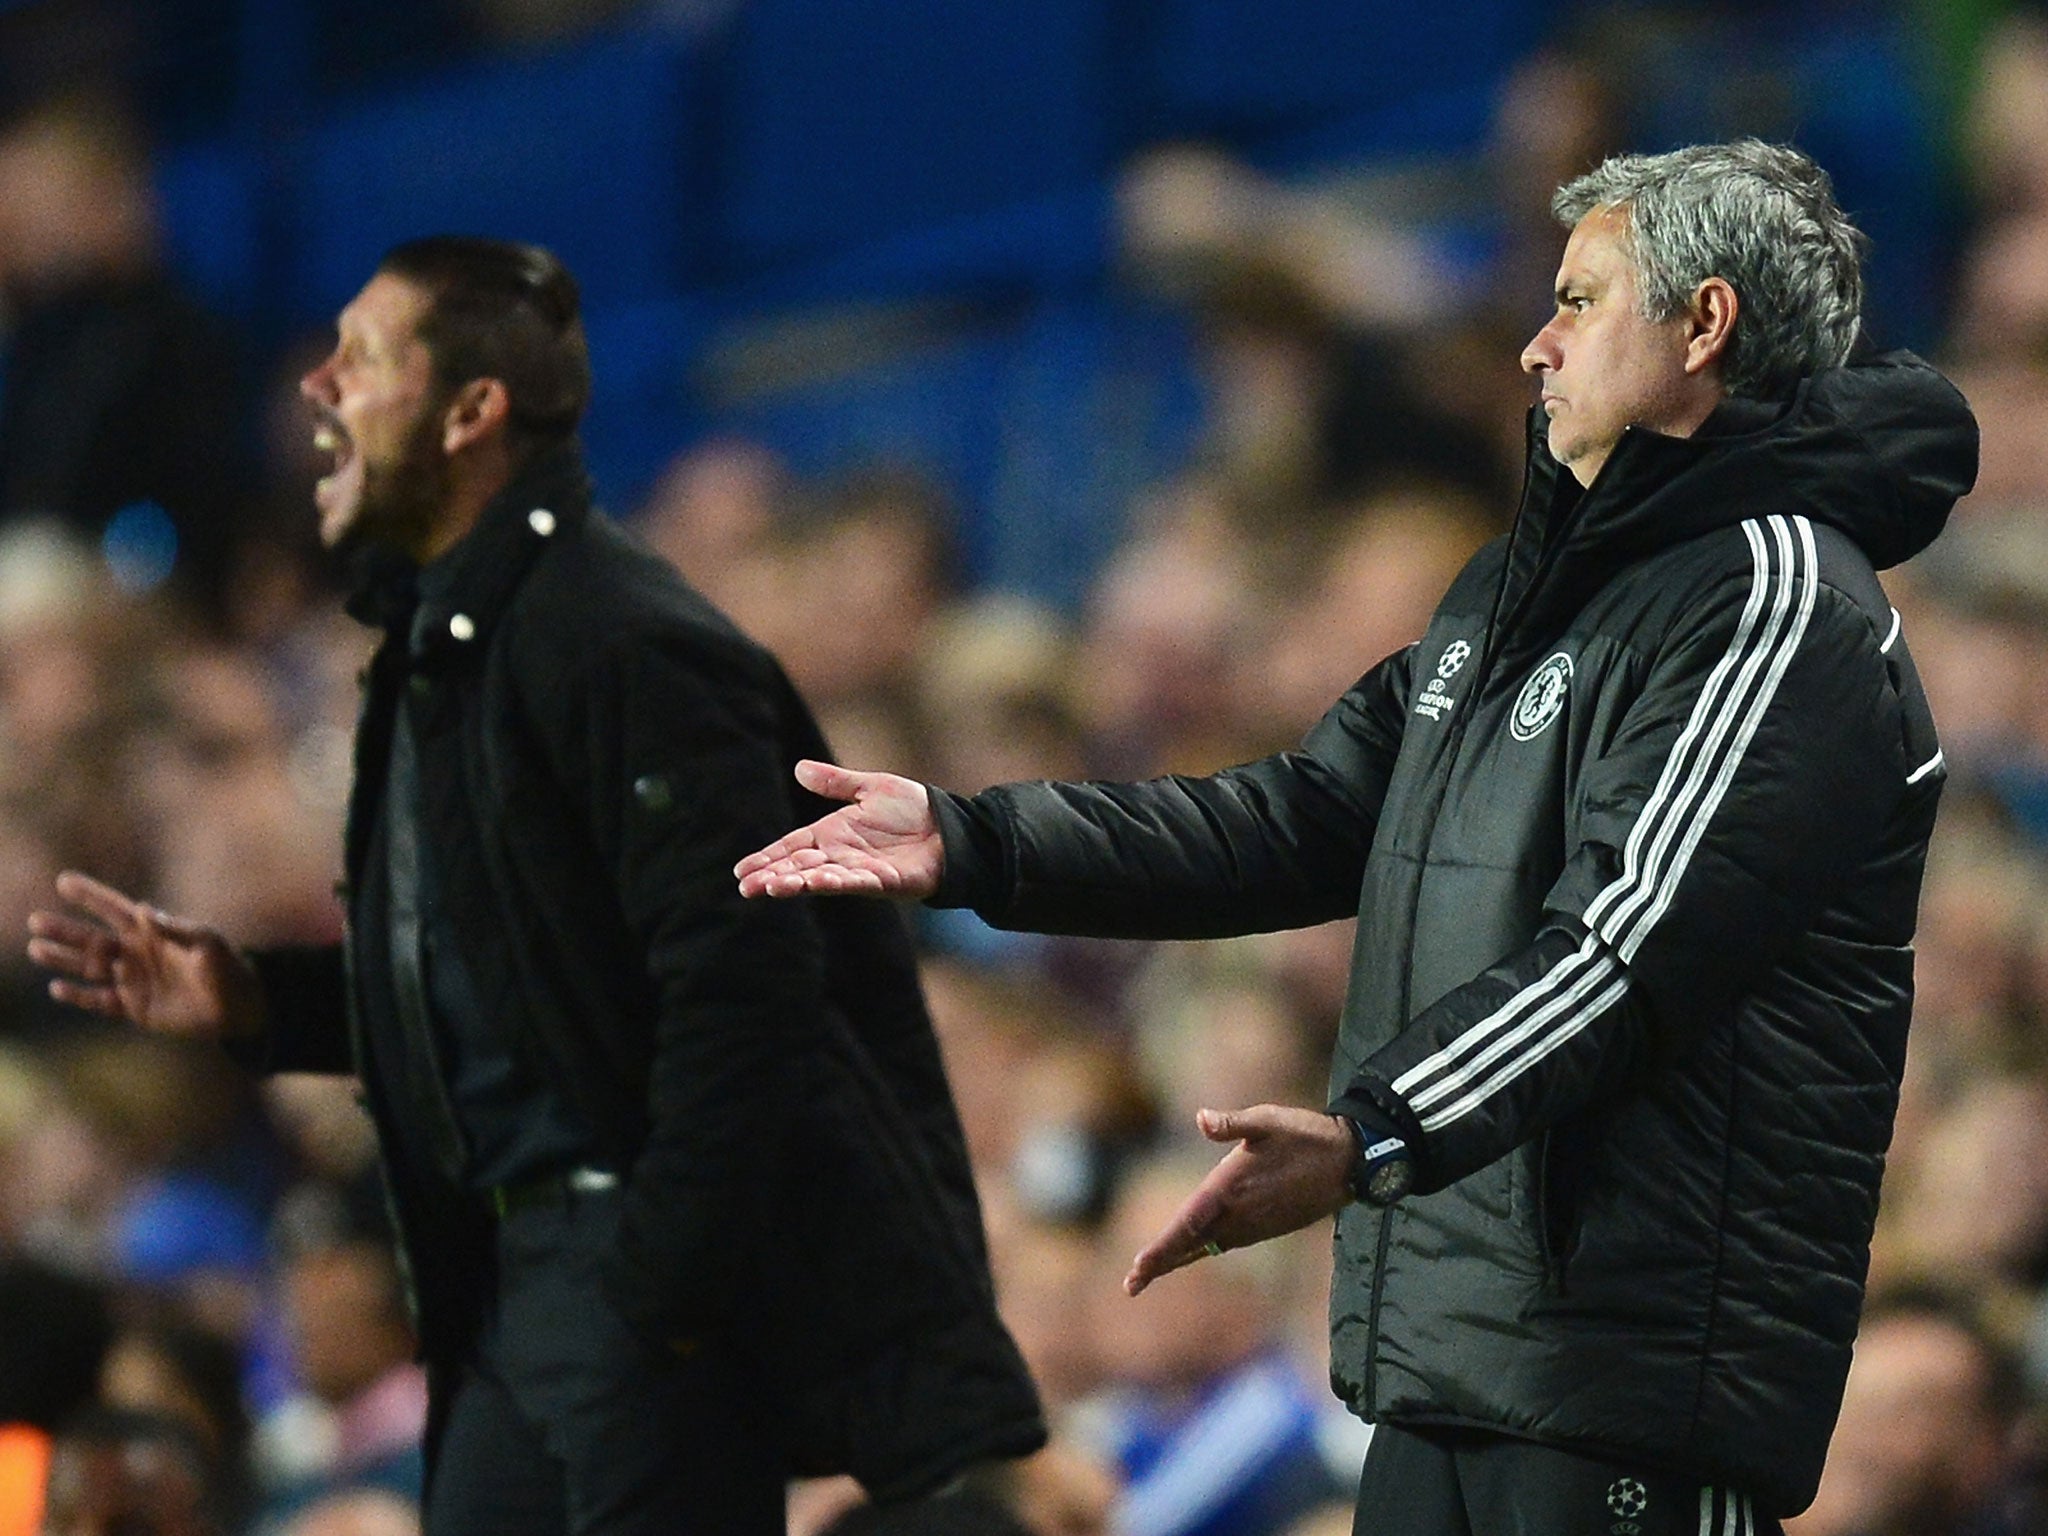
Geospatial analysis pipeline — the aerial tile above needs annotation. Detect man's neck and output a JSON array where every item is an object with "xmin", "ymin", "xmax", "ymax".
[{"xmin": 411, "ymin": 453, "xmax": 519, "ymax": 567}]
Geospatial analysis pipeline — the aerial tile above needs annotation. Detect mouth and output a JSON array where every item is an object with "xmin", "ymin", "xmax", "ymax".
[
  {"xmin": 312, "ymin": 414, "xmax": 353, "ymax": 470},
  {"xmin": 310, "ymin": 412, "xmax": 361, "ymax": 528}
]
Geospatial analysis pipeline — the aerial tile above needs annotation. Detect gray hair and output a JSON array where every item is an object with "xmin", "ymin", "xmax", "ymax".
[{"xmin": 1552, "ymin": 140, "xmax": 1866, "ymax": 398}]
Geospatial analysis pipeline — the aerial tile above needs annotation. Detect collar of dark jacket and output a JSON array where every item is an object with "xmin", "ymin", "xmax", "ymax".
[
  {"xmin": 343, "ymin": 442, "xmax": 594, "ymax": 661},
  {"xmin": 1516, "ymin": 349, "xmax": 1976, "ymax": 578}
]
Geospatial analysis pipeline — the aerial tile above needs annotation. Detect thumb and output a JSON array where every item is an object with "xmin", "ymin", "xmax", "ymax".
[
  {"xmin": 792, "ymin": 759, "xmax": 870, "ymax": 804},
  {"xmin": 1196, "ymin": 1107, "xmax": 1237, "ymax": 1143}
]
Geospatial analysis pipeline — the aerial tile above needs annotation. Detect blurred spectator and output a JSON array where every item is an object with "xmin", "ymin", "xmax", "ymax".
[
  {"xmin": 1078, "ymin": 1154, "xmax": 1346, "ymax": 1536},
  {"xmin": 0, "ymin": 1047, "xmax": 116, "ymax": 1258},
  {"xmin": 759, "ymin": 464, "xmax": 959, "ymax": 711},
  {"xmin": 274, "ymin": 1489, "xmax": 419, "ymax": 1536},
  {"xmin": 1875, "ymin": 1074, "xmax": 2048, "ymax": 1302},
  {"xmin": 256, "ymin": 1234, "xmax": 425, "ymax": 1522},
  {"xmin": 630, "ymin": 438, "xmax": 789, "ymax": 621},
  {"xmin": 1129, "ymin": 967, "xmax": 1323, "ymax": 1149},
  {"xmin": 1118, "ymin": 145, "xmax": 1511, "ymax": 514},
  {"xmin": 99, "ymin": 1312, "xmax": 253, "ymax": 1534},
  {"xmin": 39, "ymin": 1407, "xmax": 217, "ymax": 1536},
  {"xmin": 1248, "ymin": 485, "xmax": 1499, "ymax": 751},
  {"xmin": 985, "ymin": 1202, "xmax": 1104, "ymax": 1419},
  {"xmin": 1789, "ymin": 1292, "xmax": 2041, "ymax": 1536},
  {"xmin": 919, "ymin": 960, "xmax": 1150, "ymax": 1221},
  {"xmin": 1071, "ymin": 477, "xmax": 1268, "ymax": 778},
  {"xmin": 126, "ymin": 644, "xmax": 347, "ymax": 949},
  {"xmin": 0, "ymin": 87, "xmax": 252, "ymax": 625},
  {"xmin": 915, "ymin": 595, "xmax": 1085, "ymax": 796}
]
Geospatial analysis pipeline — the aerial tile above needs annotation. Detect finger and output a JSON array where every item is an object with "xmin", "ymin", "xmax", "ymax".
[
  {"xmin": 27, "ymin": 934, "xmax": 112, "ymax": 980},
  {"xmin": 1124, "ymin": 1220, "xmax": 1216, "ymax": 1296},
  {"xmin": 27, "ymin": 910, "xmax": 113, "ymax": 950},
  {"xmin": 792, "ymin": 759, "xmax": 875, "ymax": 803},
  {"xmin": 734, "ymin": 830, "xmax": 819, "ymax": 879},
  {"xmin": 780, "ymin": 866, "xmax": 887, "ymax": 897},
  {"xmin": 1198, "ymin": 1103, "xmax": 1289, "ymax": 1144},
  {"xmin": 53, "ymin": 871, "xmax": 148, "ymax": 935},
  {"xmin": 47, "ymin": 977, "xmax": 126, "ymax": 1018}
]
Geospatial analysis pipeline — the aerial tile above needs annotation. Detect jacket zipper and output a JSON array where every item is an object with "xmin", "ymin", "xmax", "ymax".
[
  {"xmin": 1363, "ymin": 448, "xmax": 1594, "ymax": 1396},
  {"xmin": 1534, "ymin": 1129, "xmax": 1564, "ymax": 1292}
]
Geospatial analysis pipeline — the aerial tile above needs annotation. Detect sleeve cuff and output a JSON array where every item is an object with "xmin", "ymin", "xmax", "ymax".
[{"xmin": 926, "ymin": 786, "xmax": 1005, "ymax": 910}]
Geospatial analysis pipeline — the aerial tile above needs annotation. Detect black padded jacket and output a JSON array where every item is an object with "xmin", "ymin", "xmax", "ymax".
[
  {"xmin": 248, "ymin": 447, "xmax": 1043, "ymax": 1501},
  {"xmin": 929, "ymin": 353, "xmax": 1977, "ymax": 1516}
]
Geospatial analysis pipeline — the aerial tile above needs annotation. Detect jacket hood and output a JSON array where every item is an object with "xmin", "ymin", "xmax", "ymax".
[{"xmin": 1530, "ymin": 350, "xmax": 1979, "ymax": 575}]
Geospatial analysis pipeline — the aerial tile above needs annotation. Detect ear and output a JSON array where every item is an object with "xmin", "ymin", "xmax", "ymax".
[
  {"xmin": 441, "ymin": 378, "xmax": 513, "ymax": 455},
  {"xmin": 1683, "ymin": 277, "xmax": 1738, "ymax": 377}
]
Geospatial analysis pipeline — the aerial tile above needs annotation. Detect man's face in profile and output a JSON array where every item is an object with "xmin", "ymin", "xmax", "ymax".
[{"xmin": 1520, "ymin": 205, "xmax": 1703, "ymax": 488}]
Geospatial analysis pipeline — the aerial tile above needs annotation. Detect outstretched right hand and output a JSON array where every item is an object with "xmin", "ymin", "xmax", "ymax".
[
  {"xmin": 25, "ymin": 871, "xmax": 266, "ymax": 1045},
  {"xmin": 734, "ymin": 761, "xmax": 943, "ymax": 901}
]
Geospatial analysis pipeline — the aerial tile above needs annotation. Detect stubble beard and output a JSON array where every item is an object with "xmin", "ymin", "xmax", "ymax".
[{"xmin": 335, "ymin": 405, "xmax": 454, "ymax": 562}]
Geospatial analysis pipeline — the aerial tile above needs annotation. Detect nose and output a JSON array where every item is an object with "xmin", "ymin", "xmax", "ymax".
[
  {"xmin": 1520, "ymin": 320, "xmax": 1560, "ymax": 377},
  {"xmin": 300, "ymin": 354, "xmax": 338, "ymax": 406}
]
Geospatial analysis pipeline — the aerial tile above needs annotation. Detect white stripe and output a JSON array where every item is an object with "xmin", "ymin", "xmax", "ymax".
[
  {"xmin": 1390, "ymin": 514, "xmax": 1812, "ymax": 1132},
  {"xmin": 1881, "ymin": 606, "xmax": 1901, "ymax": 654},
  {"xmin": 1115, "ymin": 1361, "xmax": 1299, "ymax": 1536},
  {"xmin": 1596, "ymin": 516, "xmax": 1804, "ymax": 950},
  {"xmin": 1391, "ymin": 935, "xmax": 1606, "ymax": 1099},
  {"xmin": 1699, "ymin": 1488, "xmax": 1713, "ymax": 1536},
  {"xmin": 1584, "ymin": 519, "xmax": 1777, "ymax": 939},
  {"xmin": 1743, "ymin": 1494, "xmax": 1754, "ymax": 1536},
  {"xmin": 1407, "ymin": 948, "xmax": 1619, "ymax": 1114},
  {"xmin": 1724, "ymin": 1490, "xmax": 1739, "ymax": 1536},
  {"xmin": 1419, "ymin": 973, "xmax": 1629, "ymax": 1132},
  {"xmin": 1615, "ymin": 516, "xmax": 1818, "ymax": 960},
  {"xmin": 1906, "ymin": 748, "xmax": 1943, "ymax": 785}
]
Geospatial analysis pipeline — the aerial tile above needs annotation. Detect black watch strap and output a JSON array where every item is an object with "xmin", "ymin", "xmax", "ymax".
[
  {"xmin": 1339, "ymin": 1114, "xmax": 1414, "ymax": 1206},
  {"xmin": 1329, "ymin": 1074, "xmax": 1423, "ymax": 1208}
]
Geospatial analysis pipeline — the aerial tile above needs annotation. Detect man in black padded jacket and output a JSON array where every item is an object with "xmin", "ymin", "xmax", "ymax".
[
  {"xmin": 29, "ymin": 237, "xmax": 1042, "ymax": 1536},
  {"xmin": 738, "ymin": 143, "xmax": 1978, "ymax": 1532}
]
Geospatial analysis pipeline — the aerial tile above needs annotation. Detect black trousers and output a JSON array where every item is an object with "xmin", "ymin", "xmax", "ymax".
[
  {"xmin": 419, "ymin": 1184, "xmax": 785, "ymax": 1536},
  {"xmin": 1353, "ymin": 1423, "xmax": 1784, "ymax": 1536}
]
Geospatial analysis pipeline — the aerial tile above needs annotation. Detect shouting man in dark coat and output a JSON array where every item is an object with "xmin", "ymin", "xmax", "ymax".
[
  {"xmin": 29, "ymin": 238, "xmax": 1042, "ymax": 1536},
  {"xmin": 737, "ymin": 142, "xmax": 1979, "ymax": 1531}
]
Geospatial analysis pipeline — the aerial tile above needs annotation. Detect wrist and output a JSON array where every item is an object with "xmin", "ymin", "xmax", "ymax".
[{"xmin": 1336, "ymin": 1114, "xmax": 1414, "ymax": 1207}]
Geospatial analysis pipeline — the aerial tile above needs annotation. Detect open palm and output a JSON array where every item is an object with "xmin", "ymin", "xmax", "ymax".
[{"xmin": 735, "ymin": 760, "xmax": 943, "ymax": 900}]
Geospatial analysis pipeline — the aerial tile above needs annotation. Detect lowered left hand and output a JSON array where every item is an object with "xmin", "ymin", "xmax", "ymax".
[{"xmin": 1124, "ymin": 1103, "xmax": 1356, "ymax": 1296}]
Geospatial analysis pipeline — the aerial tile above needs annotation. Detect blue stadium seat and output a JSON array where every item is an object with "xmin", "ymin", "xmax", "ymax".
[
  {"xmin": 155, "ymin": 137, "xmax": 267, "ymax": 320},
  {"xmin": 289, "ymin": 24, "xmax": 699, "ymax": 325},
  {"xmin": 579, "ymin": 294, "xmax": 716, "ymax": 513},
  {"xmin": 690, "ymin": 296, "xmax": 1203, "ymax": 604},
  {"xmin": 1136, "ymin": 0, "xmax": 1551, "ymax": 147},
  {"xmin": 740, "ymin": 187, "xmax": 1115, "ymax": 312},
  {"xmin": 709, "ymin": 0, "xmax": 1111, "ymax": 276},
  {"xmin": 977, "ymin": 298, "xmax": 1204, "ymax": 608},
  {"xmin": 719, "ymin": 328, "xmax": 1008, "ymax": 502}
]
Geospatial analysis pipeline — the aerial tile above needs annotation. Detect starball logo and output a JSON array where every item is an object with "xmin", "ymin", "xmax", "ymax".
[{"xmin": 1413, "ymin": 638, "xmax": 1471, "ymax": 722}]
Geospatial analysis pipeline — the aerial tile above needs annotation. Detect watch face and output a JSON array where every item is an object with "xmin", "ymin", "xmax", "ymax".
[{"xmin": 1365, "ymin": 1156, "xmax": 1413, "ymax": 1206}]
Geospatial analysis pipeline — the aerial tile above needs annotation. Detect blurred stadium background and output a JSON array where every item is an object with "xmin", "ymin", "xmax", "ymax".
[{"xmin": 3, "ymin": 2, "xmax": 2048, "ymax": 1534}]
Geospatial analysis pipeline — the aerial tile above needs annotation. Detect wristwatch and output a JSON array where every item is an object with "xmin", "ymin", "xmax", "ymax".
[{"xmin": 1340, "ymin": 1114, "xmax": 1414, "ymax": 1207}]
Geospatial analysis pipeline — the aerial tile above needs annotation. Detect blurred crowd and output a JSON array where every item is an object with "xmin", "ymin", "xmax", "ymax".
[{"xmin": 5, "ymin": 3, "xmax": 2048, "ymax": 1536}]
